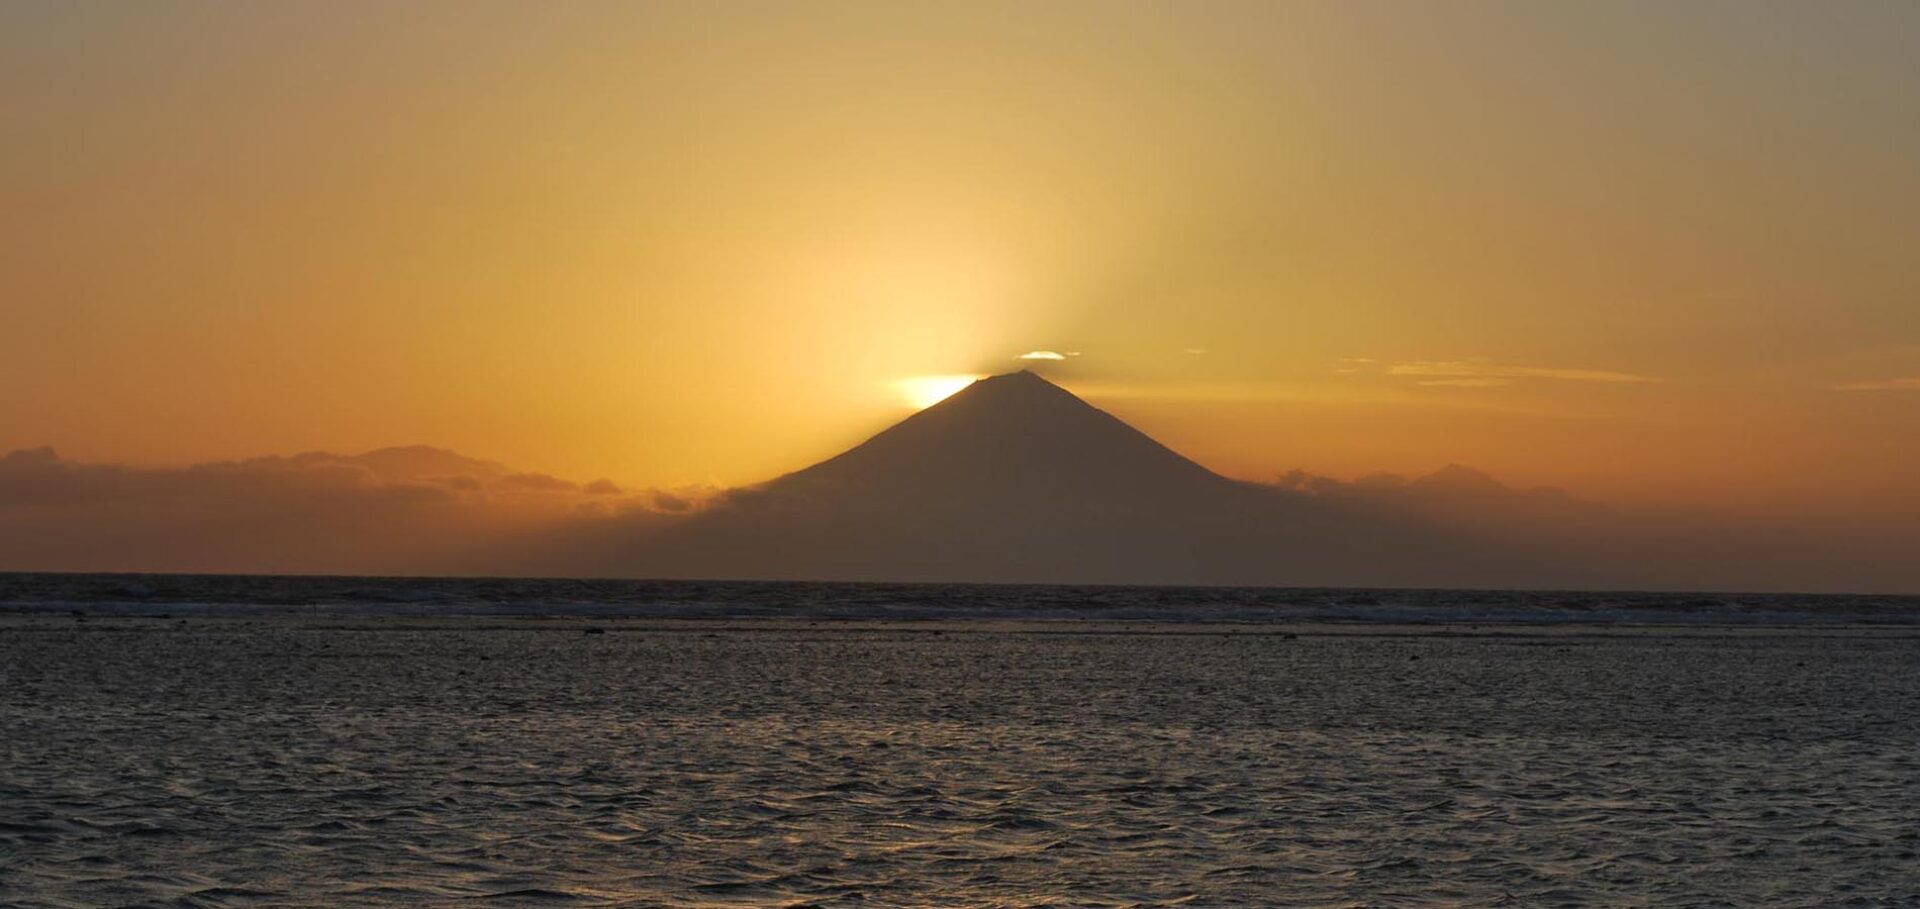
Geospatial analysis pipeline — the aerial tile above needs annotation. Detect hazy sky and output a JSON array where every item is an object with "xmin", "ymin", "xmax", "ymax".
[{"xmin": 5, "ymin": 1, "xmax": 1919, "ymax": 521}]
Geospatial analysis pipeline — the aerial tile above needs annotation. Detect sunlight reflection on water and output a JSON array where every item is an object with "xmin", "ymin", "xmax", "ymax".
[{"xmin": 3, "ymin": 621, "xmax": 1918, "ymax": 906}]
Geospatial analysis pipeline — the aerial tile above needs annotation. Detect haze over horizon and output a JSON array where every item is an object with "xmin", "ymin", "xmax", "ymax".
[
  {"xmin": 1, "ymin": 370, "xmax": 1914, "ymax": 594},
  {"xmin": 5, "ymin": 1, "xmax": 1920, "ymax": 589}
]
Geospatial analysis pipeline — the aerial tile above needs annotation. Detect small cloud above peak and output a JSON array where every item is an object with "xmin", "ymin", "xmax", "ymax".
[{"xmin": 1017, "ymin": 350, "xmax": 1068, "ymax": 361}]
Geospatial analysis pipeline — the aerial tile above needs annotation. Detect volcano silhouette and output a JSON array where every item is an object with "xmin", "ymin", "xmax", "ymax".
[{"xmin": 607, "ymin": 369, "xmax": 1524, "ymax": 585}]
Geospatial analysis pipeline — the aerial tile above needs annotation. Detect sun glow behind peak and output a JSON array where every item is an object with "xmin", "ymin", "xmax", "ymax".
[{"xmin": 896, "ymin": 375, "xmax": 980, "ymax": 410}]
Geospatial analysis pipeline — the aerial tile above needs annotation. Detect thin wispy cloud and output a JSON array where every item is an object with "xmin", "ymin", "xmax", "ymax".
[
  {"xmin": 1017, "ymin": 351, "xmax": 1068, "ymax": 361},
  {"xmin": 1416, "ymin": 378, "xmax": 1514, "ymax": 388},
  {"xmin": 1832, "ymin": 377, "xmax": 1920, "ymax": 391},
  {"xmin": 1333, "ymin": 357, "xmax": 1376, "ymax": 375},
  {"xmin": 1387, "ymin": 361, "xmax": 1656, "ymax": 385}
]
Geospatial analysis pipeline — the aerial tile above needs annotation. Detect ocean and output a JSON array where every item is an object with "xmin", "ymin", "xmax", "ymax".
[
  {"xmin": 3, "ymin": 573, "xmax": 1918, "ymax": 906},
  {"xmin": 5, "ymin": 572, "xmax": 1920, "ymax": 624}
]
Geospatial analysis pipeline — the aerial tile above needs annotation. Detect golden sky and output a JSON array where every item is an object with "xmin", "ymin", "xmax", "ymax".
[{"xmin": 5, "ymin": 1, "xmax": 1919, "ymax": 521}]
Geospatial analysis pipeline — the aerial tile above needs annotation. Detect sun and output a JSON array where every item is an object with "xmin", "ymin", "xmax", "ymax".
[{"xmin": 896, "ymin": 374, "xmax": 980, "ymax": 409}]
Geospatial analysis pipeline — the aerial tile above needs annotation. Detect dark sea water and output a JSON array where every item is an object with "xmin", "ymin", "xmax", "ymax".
[
  {"xmin": 4, "ymin": 575, "xmax": 1920, "ymax": 907},
  {"xmin": 4, "ymin": 572, "xmax": 1920, "ymax": 624}
]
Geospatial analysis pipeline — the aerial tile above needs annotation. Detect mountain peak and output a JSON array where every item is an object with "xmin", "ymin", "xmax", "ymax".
[
  {"xmin": 958, "ymin": 367, "xmax": 1059, "ymax": 391},
  {"xmin": 764, "ymin": 368, "xmax": 1243, "ymax": 506},
  {"xmin": 926, "ymin": 368, "xmax": 1072, "ymax": 410}
]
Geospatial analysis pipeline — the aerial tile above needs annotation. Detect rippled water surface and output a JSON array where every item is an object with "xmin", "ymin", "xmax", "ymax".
[{"xmin": 4, "ymin": 618, "xmax": 1919, "ymax": 907}]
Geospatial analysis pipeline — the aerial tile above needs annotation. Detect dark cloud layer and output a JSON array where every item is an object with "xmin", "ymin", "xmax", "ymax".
[
  {"xmin": 2, "ymin": 442, "xmax": 1916, "ymax": 593},
  {"xmin": 0, "ymin": 447, "xmax": 692, "ymax": 576}
]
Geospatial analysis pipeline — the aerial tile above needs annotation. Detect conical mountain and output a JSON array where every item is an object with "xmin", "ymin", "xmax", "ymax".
[
  {"xmin": 616, "ymin": 370, "xmax": 1499, "ymax": 585},
  {"xmin": 763, "ymin": 370, "xmax": 1248, "ymax": 509}
]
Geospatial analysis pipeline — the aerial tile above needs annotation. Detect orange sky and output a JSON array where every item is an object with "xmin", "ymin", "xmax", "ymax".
[{"xmin": 5, "ymin": 1, "xmax": 1919, "ymax": 523}]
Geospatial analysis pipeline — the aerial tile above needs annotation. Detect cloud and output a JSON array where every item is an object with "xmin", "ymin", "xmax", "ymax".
[
  {"xmin": 0, "ymin": 447, "xmax": 699, "ymax": 575},
  {"xmin": 1266, "ymin": 464, "xmax": 1920, "ymax": 594},
  {"xmin": 1273, "ymin": 464, "xmax": 1571, "ymax": 503},
  {"xmin": 1333, "ymin": 357, "xmax": 1377, "ymax": 374},
  {"xmin": 496, "ymin": 472, "xmax": 580, "ymax": 492},
  {"xmin": 2, "ymin": 447, "xmax": 60, "ymax": 467},
  {"xmin": 1017, "ymin": 350, "xmax": 1067, "ymax": 360},
  {"xmin": 1387, "ymin": 360, "xmax": 1656, "ymax": 385},
  {"xmin": 4, "ymin": 444, "xmax": 1917, "ymax": 593},
  {"xmin": 1416, "ymin": 378, "xmax": 1513, "ymax": 388},
  {"xmin": 649, "ymin": 490, "xmax": 695, "ymax": 512},
  {"xmin": 1832, "ymin": 377, "xmax": 1920, "ymax": 391}
]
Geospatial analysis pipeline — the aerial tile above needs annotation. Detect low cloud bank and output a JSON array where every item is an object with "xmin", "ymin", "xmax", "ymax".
[
  {"xmin": 1268, "ymin": 464, "xmax": 1919, "ymax": 594},
  {"xmin": 0, "ymin": 446, "xmax": 701, "ymax": 576},
  {"xmin": 2, "ymin": 447, "xmax": 1916, "ymax": 593}
]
